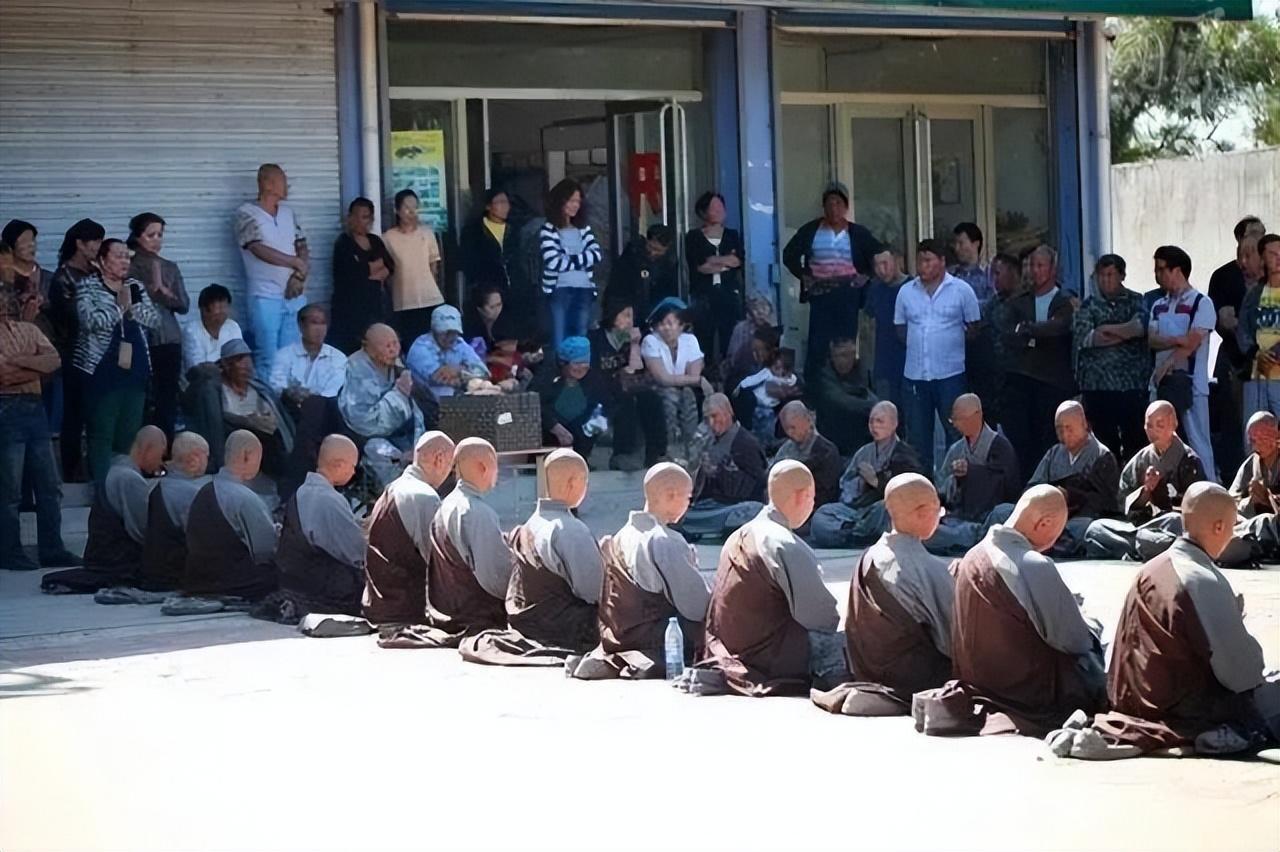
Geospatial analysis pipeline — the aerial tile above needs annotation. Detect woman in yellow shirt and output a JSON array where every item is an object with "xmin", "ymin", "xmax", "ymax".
[{"xmin": 382, "ymin": 188, "xmax": 443, "ymax": 346}]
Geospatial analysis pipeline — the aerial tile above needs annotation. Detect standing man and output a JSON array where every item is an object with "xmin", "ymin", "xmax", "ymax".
[
  {"xmin": 0, "ymin": 287, "xmax": 80, "ymax": 571},
  {"xmin": 1210, "ymin": 217, "xmax": 1266, "ymax": 478},
  {"xmin": 950, "ymin": 222, "xmax": 993, "ymax": 304},
  {"xmin": 861, "ymin": 248, "xmax": 909, "ymax": 423},
  {"xmin": 1149, "ymin": 245, "xmax": 1217, "ymax": 482},
  {"xmin": 235, "ymin": 163, "xmax": 310, "ymax": 381},
  {"xmin": 893, "ymin": 238, "xmax": 980, "ymax": 475},
  {"xmin": 782, "ymin": 182, "xmax": 882, "ymax": 381},
  {"xmin": 965, "ymin": 253, "xmax": 1022, "ymax": 430},
  {"xmin": 1238, "ymin": 233, "xmax": 1280, "ymax": 420}
]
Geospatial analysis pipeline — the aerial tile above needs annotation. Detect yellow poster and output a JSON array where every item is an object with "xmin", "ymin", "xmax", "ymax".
[{"xmin": 391, "ymin": 129, "xmax": 448, "ymax": 231}]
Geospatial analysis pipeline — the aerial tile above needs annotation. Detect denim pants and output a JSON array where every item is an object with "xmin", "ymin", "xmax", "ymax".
[
  {"xmin": 250, "ymin": 294, "xmax": 305, "ymax": 381},
  {"xmin": 904, "ymin": 374, "xmax": 966, "ymax": 475},
  {"xmin": 547, "ymin": 287, "xmax": 594, "ymax": 349},
  {"xmin": 0, "ymin": 394, "xmax": 66, "ymax": 565}
]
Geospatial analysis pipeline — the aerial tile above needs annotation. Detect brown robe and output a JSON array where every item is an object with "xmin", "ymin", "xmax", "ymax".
[
  {"xmin": 183, "ymin": 482, "xmax": 277, "ymax": 600},
  {"xmin": 1092, "ymin": 554, "xmax": 1260, "ymax": 752},
  {"xmin": 699, "ymin": 524, "xmax": 810, "ymax": 697},
  {"xmin": 137, "ymin": 483, "xmax": 187, "ymax": 592},
  {"xmin": 458, "ymin": 524, "xmax": 600, "ymax": 666},
  {"xmin": 362, "ymin": 491, "xmax": 427, "ymax": 625},
  {"xmin": 593, "ymin": 535, "xmax": 704, "ymax": 679}
]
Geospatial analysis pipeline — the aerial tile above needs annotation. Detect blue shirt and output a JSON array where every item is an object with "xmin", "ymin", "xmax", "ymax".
[
  {"xmin": 863, "ymin": 277, "xmax": 907, "ymax": 382},
  {"xmin": 405, "ymin": 334, "xmax": 489, "ymax": 397}
]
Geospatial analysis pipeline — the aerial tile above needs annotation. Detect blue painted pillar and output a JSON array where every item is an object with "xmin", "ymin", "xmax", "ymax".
[
  {"xmin": 704, "ymin": 27, "xmax": 741, "ymax": 228},
  {"xmin": 1076, "ymin": 19, "xmax": 1112, "ymax": 292},
  {"xmin": 335, "ymin": 1, "xmax": 363, "ymax": 207},
  {"xmin": 1048, "ymin": 33, "xmax": 1083, "ymax": 296},
  {"xmin": 735, "ymin": 7, "xmax": 780, "ymax": 309}
]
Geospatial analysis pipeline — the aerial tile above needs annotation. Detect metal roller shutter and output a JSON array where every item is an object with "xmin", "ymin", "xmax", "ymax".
[{"xmin": 0, "ymin": 0, "xmax": 342, "ymax": 321}]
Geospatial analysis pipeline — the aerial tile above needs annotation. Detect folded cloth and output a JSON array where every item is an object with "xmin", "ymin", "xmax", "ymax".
[
  {"xmin": 672, "ymin": 667, "xmax": 730, "ymax": 696},
  {"xmin": 298, "ymin": 613, "xmax": 375, "ymax": 638},
  {"xmin": 93, "ymin": 587, "xmax": 168, "ymax": 605},
  {"xmin": 160, "ymin": 596, "xmax": 226, "ymax": 616}
]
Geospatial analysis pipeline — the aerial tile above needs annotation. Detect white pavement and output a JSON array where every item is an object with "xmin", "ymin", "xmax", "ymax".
[{"xmin": 3, "ymin": 468, "xmax": 1280, "ymax": 851}]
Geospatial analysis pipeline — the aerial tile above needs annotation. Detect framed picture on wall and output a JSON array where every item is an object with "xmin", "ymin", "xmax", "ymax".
[{"xmin": 933, "ymin": 157, "xmax": 961, "ymax": 205}]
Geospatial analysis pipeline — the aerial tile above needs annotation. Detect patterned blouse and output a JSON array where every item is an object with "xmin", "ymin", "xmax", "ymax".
[
  {"xmin": 1071, "ymin": 288, "xmax": 1151, "ymax": 392},
  {"xmin": 73, "ymin": 273, "xmax": 160, "ymax": 375}
]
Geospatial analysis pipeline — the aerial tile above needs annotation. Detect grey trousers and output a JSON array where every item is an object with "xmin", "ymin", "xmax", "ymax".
[
  {"xmin": 678, "ymin": 499, "xmax": 761, "ymax": 540},
  {"xmin": 982, "ymin": 503, "xmax": 1092, "ymax": 558},
  {"xmin": 1087, "ymin": 512, "xmax": 1277, "ymax": 567},
  {"xmin": 809, "ymin": 500, "xmax": 890, "ymax": 548},
  {"xmin": 924, "ymin": 516, "xmax": 985, "ymax": 556}
]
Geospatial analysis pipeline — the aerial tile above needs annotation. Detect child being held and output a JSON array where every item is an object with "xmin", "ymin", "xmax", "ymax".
[{"xmin": 738, "ymin": 347, "xmax": 801, "ymax": 448}]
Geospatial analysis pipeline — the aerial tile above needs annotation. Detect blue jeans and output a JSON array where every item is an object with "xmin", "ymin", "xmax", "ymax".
[
  {"xmin": 904, "ymin": 374, "xmax": 966, "ymax": 476},
  {"xmin": 547, "ymin": 287, "xmax": 594, "ymax": 349},
  {"xmin": 0, "ymin": 395, "xmax": 66, "ymax": 566},
  {"xmin": 249, "ymin": 294, "xmax": 305, "ymax": 381}
]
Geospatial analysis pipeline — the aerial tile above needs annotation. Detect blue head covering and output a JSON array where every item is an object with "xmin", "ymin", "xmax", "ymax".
[
  {"xmin": 646, "ymin": 296, "xmax": 688, "ymax": 328},
  {"xmin": 557, "ymin": 335, "xmax": 591, "ymax": 364}
]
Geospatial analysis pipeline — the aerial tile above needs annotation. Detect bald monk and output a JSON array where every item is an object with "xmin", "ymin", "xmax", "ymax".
[
  {"xmin": 405, "ymin": 437, "xmax": 513, "ymax": 647},
  {"xmin": 137, "ymin": 432, "xmax": 211, "ymax": 592},
  {"xmin": 42, "ymin": 426, "xmax": 168, "ymax": 594},
  {"xmin": 1223, "ymin": 411, "xmax": 1280, "ymax": 560},
  {"xmin": 362, "ymin": 431, "xmax": 454, "ymax": 630},
  {"xmin": 810, "ymin": 401, "xmax": 923, "ymax": 548},
  {"xmin": 982, "ymin": 401, "xmax": 1119, "ymax": 558},
  {"xmin": 926, "ymin": 394, "xmax": 1021, "ymax": 555},
  {"xmin": 1052, "ymin": 483, "xmax": 1277, "ymax": 760},
  {"xmin": 460, "ymin": 449, "xmax": 603, "ymax": 665},
  {"xmin": 569, "ymin": 463, "xmax": 711, "ymax": 680},
  {"xmin": 255, "ymin": 435, "xmax": 366, "ymax": 622},
  {"xmin": 183, "ymin": 430, "xmax": 278, "ymax": 600},
  {"xmin": 771, "ymin": 401, "xmax": 843, "ymax": 509},
  {"xmin": 1083, "ymin": 401, "xmax": 1206, "ymax": 561},
  {"xmin": 675, "ymin": 461, "xmax": 843, "ymax": 697},
  {"xmin": 813, "ymin": 474, "xmax": 955, "ymax": 716},
  {"xmin": 919, "ymin": 486, "xmax": 1106, "ymax": 737},
  {"xmin": 678, "ymin": 393, "xmax": 768, "ymax": 540}
]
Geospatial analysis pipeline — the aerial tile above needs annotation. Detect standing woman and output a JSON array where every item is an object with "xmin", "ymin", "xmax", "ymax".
[
  {"xmin": 74, "ymin": 239, "xmax": 159, "ymax": 483},
  {"xmin": 330, "ymin": 197, "xmax": 395, "ymax": 353},
  {"xmin": 460, "ymin": 188, "xmax": 519, "ymax": 293},
  {"xmin": 1, "ymin": 220, "xmax": 53, "ymax": 316},
  {"xmin": 685, "ymin": 191, "xmax": 744, "ymax": 363},
  {"xmin": 50, "ymin": 219, "xmax": 106, "ymax": 481},
  {"xmin": 539, "ymin": 178, "xmax": 602, "ymax": 348},
  {"xmin": 382, "ymin": 189, "xmax": 443, "ymax": 346},
  {"xmin": 128, "ymin": 212, "xmax": 189, "ymax": 443}
]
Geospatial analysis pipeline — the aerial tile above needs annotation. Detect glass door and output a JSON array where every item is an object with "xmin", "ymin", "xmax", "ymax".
[{"xmin": 919, "ymin": 105, "xmax": 988, "ymax": 262}]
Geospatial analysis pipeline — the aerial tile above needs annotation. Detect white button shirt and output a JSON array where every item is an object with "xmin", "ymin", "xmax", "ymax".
[
  {"xmin": 181, "ymin": 318, "xmax": 243, "ymax": 373},
  {"xmin": 893, "ymin": 273, "xmax": 980, "ymax": 381},
  {"xmin": 267, "ymin": 341, "xmax": 348, "ymax": 398}
]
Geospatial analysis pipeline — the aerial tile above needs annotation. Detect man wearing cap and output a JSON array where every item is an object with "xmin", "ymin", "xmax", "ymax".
[
  {"xmin": 782, "ymin": 182, "xmax": 883, "ymax": 381},
  {"xmin": 530, "ymin": 335, "xmax": 612, "ymax": 457},
  {"xmin": 182, "ymin": 337, "xmax": 294, "ymax": 475},
  {"xmin": 338, "ymin": 323, "xmax": 426, "ymax": 490},
  {"xmin": 405, "ymin": 304, "xmax": 490, "ymax": 399},
  {"xmin": 894, "ymin": 239, "xmax": 981, "ymax": 475}
]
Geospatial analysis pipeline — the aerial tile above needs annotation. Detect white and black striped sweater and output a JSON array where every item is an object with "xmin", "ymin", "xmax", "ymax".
[{"xmin": 538, "ymin": 221, "xmax": 602, "ymax": 295}]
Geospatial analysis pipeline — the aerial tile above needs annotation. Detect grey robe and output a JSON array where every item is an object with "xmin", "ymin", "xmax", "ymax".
[
  {"xmin": 434, "ymin": 481, "xmax": 513, "ymax": 601},
  {"xmin": 927, "ymin": 426, "xmax": 1021, "ymax": 555},
  {"xmin": 292, "ymin": 472, "xmax": 366, "ymax": 569},
  {"xmin": 810, "ymin": 437, "xmax": 923, "ymax": 548},
  {"xmin": 211, "ymin": 470, "xmax": 279, "ymax": 566}
]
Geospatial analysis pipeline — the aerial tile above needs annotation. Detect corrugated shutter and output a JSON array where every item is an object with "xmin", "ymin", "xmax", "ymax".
[{"xmin": 0, "ymin": 0, "xmax": 342, "ymax": 325}]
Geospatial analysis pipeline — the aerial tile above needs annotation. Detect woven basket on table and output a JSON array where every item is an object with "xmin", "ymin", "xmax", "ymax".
[{"xmin": 438, "ymin": 392, "xmax": 542, "ymax": 451}]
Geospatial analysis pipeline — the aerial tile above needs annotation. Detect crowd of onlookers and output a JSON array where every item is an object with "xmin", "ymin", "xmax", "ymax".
[{"xmin": 2, "ymin": 158, "xmax": 1278, "ymax": 570}]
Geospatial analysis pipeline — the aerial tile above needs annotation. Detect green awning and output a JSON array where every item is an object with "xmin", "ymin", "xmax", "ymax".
[{"xmin": 846, "ymin": 1, "xmax": 1253, "ymax": 20}]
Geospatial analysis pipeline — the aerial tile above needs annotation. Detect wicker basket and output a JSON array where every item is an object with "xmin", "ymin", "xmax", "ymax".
[{"xmin": 438, "ymin": 392, "xmax": 542, "ymax": 451}]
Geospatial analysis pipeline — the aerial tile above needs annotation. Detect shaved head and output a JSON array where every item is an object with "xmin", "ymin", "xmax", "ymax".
[
  {"xmin": 779, "ymin": 400, "xmax": 815, "ymax": 443},
  {"xmin": 414, "ymin": 431, "xmax": 456, "ymax": 488},
  {"xmin": 224, "ymin": 429, "xmax": 263, "ymax": 481},
  {"xmin": 704, "ymin": 393, "xmax": 732, "ymax": 415},
  {"xmin": 643, "ymin": 462, "xmax": 694, "ymax": 525},
  {"xmin": 779, "ymin": 400, "xmax": 811, "ymax": 425},
  {"xmin": 768, "ymin": 459, "xmax": 816, "ymax": 529},
  {"xmin": 1143, "ymin": 400, "xmax": 1178, "ymax": 450},
  {"xmin": 952, "ymin": 393, "xmax": 981, "ymax": 416},
  {"xmin": 454, "ymin": 437, "xmax": 498, "ymax": 492},
  {"xmin": 131, "ymin": 425, "xmax": 168, "ymax": 474},
  {"xmin": 1054, "ymin": 400, "xmax": 1090, "ymax": 454},
  {"xmin": 544, "ymin": 448, "xmax": 589, "ymax": 508},
  {"xmin": 1247, "ymin": 410, "xmax": 1277, "ymax": 431},
  {"xmin": 704, "ymin": 392, "xmax": 735, "ymax": 436},
  {"xmin": 884, "ymin": 473, "xmax": 942, "ymax": 540},
  {"xmin": 364, "ymin": 322, "xmax": 401, "ymax": 367},
  {"xmin": 1181, "ymin": 482, "xmax": 1240, "ymax": 560},
  {"xmin": 365, "ymin": 322, "xmax": 396, "ymax": 346},
  {"xmin": 1055, "ymin": 400, "xmax": 1086, "ymax": 425},
  {"xmin": 1246, "ymin": 410, "xmax": 1279, "ymax": 458},
  {"xmin": 950, "ymin": 393, "xmax": 985, "ymax": 440},
  {"xmin": 317, "ymin": 434, "xmax": 359, "ymax": 488},
  {"xmin": 132, "ymin": 424, "xmax": 167, "ymax": 453},
  {"xmin": 1008, "ymin": 484, "xmax": 1068, "ymax": 553},
  {"xmin": 868, "ymin": 400, "xmax": 898, "ymax": 442},
  {"xmin": 170, "ymin": 431, "xmax": 209, "ymax": 477}
]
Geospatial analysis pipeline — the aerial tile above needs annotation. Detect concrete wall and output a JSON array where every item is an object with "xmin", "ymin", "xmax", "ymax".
[{"xmin": 1111, "ymin": 147, "xmax": 1280, "ymax": 285}]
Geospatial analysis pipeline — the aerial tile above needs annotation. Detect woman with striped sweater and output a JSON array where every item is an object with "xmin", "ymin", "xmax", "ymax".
[{"xmin": 539, "ymin": 178, "xmax": 602, "ymax": 348}]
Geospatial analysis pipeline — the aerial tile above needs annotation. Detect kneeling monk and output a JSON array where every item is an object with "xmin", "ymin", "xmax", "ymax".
[
  {"xmin": 137, "ymin": 432, "xmax": 210, "ymax": 592},
  {"xmin": 183, "ymin": 430, "xmax": 278, "ymax": 600},
  {"xmin": 256, "ymin": 435, "xmax": 365, "ymax": 622},
  {"xmin": 460, "ymin": 449, "xmax": 603, "ymax": 666},
  {"xmin": 920, "ymin": 485, "xmax": 1107, "ymax": 737},
  {"xmin": 813, "ymin": 473, "xmax": 955, "ymax": 716},
  {"xmin": 569, "ymin": 463, "xmax": 710, "ymax": 680},
  {"xmin": 1060, "ymin": 483, "xmax": 1276, "ymax": 759},
  {"xmin": 412, "ymin": 437, "xmax": 513, "ymax": 646},
  {"xmin": 676, "ymin": 460, "xmax": 843, "ymax": 697},
  {"xmin": 42, "ymin": 426, "xmax": 167, "ymax": 594},
  {"xmin": 362, "ymin": 431, "xmax": 454, "ymax": 628}
]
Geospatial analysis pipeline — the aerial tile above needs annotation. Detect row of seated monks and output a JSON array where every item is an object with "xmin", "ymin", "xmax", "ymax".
[{"xmin": 43, "ymin": 421, "xmax": 1277, "ymax": 759}]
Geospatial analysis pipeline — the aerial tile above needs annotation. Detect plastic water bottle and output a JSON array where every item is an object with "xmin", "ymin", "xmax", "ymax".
[
  {"xmin": 582, "ymin": 404, "xmax": 608, "ymax": 437},
  {"xmin": 664, "ymin": 617, "xmax": 685, "ymax": 680}
]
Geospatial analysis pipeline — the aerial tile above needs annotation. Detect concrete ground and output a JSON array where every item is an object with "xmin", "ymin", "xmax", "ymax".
[{"xmin": 2, "ymin": 466, "xmax": 1279, "ymax": 852}]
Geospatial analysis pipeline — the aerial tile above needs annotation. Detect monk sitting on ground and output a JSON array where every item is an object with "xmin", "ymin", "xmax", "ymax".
[
  {"xmin": 918, "ymin": 485, "xmax": 1107, "ymax": 738},
  {"xmin": 362, "ymin": 431, "xmax": 454, "ymax": 631},
  {"xmin": 569, "ymin": 463, "xmax": 711, "ymax": 680},
  {"xmin": 1223, "ymin": 410, "xmax": 1280, "ymax": 562},
  {"xmin": 981, "ymin": 401, "xmax": 1119, "ymax": 558},
  {"xmin": 183, "ymin": 429, "xmax": 278, "ymax": 601},
  {"xmin": 813, "ymin": 473, "xmax": 955, "ymax": 716},
  {"xmin": 925, "ymin": 393, "xmax": 1021, "ymax": 555},
  {"xmin": 254, "ymin": 435, "xmax": 365, "ymax": 623},
  {"xmin": 1084, "ymin": 401, "xmax": 1206, "ymax": 562},
  {"xmin": 810, "ymin": 401, "xmax": 923, "ymax": 548},
  {"xmin": 674, "ymin": 460, "xmax": 844, "ymax": 697},
  {"xmin": 677, "ymin": 393, "xmax": 768, "ymax": 541},
  {"xmin": 42, "ymin": 426, "xmax": 168, "ymax": 594},
  {"xmin": 137, "ymin": 432, "xmax": 210, "ymax": 592},
  {"xmin": 403, "ymin": 437, "xmax": 514, "ymax": 647},
  {"xmin": 770, "ymin": 401, "xmax": 843, "ymax": 510},
  {"xmin": 459, "ymin": 448, "xmax": 603, "ymax": 666},
  {"xmin": 1050, "ymin": 483, "xmax": 1277, "ymax": 760}
]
